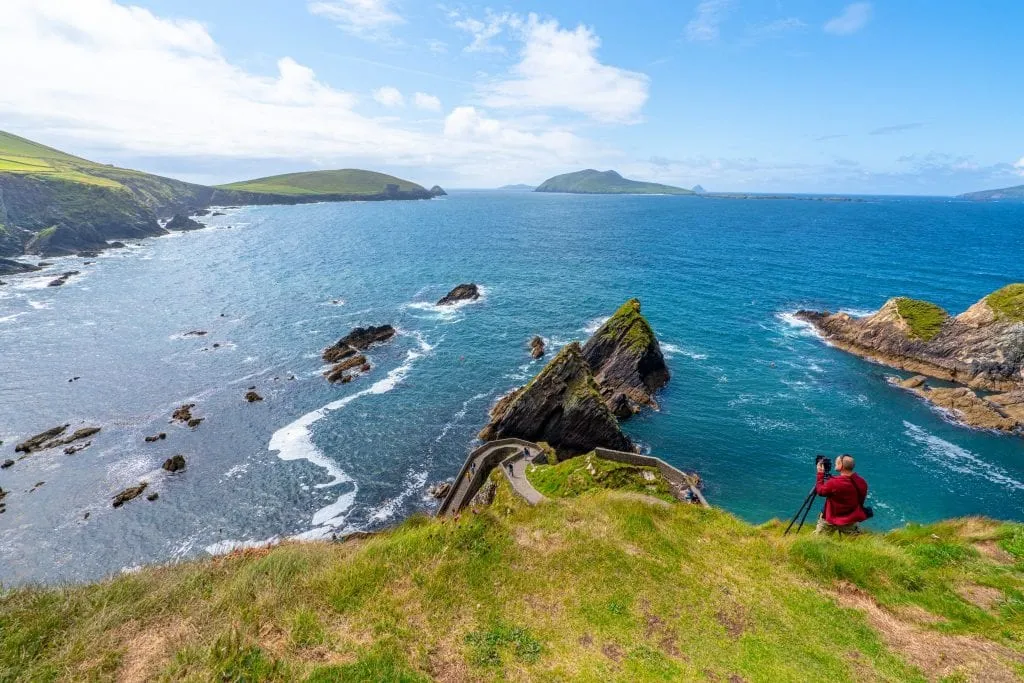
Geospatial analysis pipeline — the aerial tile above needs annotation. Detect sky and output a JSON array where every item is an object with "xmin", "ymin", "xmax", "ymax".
[{"xmin": 1, "ymin": 0, "xmax": 1022, "ymax": 194}]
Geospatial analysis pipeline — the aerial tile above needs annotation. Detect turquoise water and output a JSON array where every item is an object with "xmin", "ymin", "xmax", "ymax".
[{"xmin": 1, "ymin": 192, "xmax": 1022, "ymax": 584}]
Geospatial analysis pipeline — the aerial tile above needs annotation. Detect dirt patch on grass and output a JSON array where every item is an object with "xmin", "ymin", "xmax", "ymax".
[
  {"xmin": 715, "ymin": 607, "xmax": 748, "ymax": 639},
  {"xmin": 513, "ymin": 527, "xmax": 564, "ymax": 554},
  {"xmin": 975, "ymin": 540, "xmax": 1015, "ymax": 565},
  {"xmin": 642, "ymin": 610, "xmax": 682, "ymax": 657},
  {"xmin": 956, "ymin": 583, "xmax": 1004, "ymax": 611},
  {"xmin": 116, "ymin": 619, "xmax": 195, "ymax": 683},
  {"xmin": 832, "ymin": 582, "xmax": 1023, "ymax": 681},
  {"xmin": 602, "ymin": 642, "xmax": 624, "ymax": 663}
]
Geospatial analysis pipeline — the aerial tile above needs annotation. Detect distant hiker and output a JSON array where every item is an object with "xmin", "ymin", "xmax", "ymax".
[
  {"xmin": 814, "ymin": 454, "xmax": 870, "ymax": 535},
  {"xmin": 521, "ymin": 446, "xmax": 530, "ymax": 460},
  {"xmin": 469, "ymin": 461, "xmax": 477, "ymax": 476}
]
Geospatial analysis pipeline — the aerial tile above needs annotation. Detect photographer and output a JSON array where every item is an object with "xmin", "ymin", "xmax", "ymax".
[{"xmin": 813, "ymin": 454, "xmax": 869, "ymax": 535}]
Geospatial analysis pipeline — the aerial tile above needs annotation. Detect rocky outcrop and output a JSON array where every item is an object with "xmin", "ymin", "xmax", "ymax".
[
  {"xmin": 113, "ymin": 483, "xmax": 148, "ymax": 508},
  {"xmin": 437, "ymin": 284, "xmax": 479, "ymax": 306},
  {"xmin": 429, "ymin": 186, "xmax": 447, "ymax": 197},
  {"xmin": 322, "ymin": 325, "xmax": 394, "ymax": 383},
  {"xmin": 162, "ymin": 455, "xmax": 186, "ymax": 472},
  {"xmin": 145, "ymin": 433, "xmax": 167, "ymax": 442},
  {"xmin": 244, "ymin": 390, "xmax": 263, "ymax": 403},
  {"xmin": 0, "ymin": 258, "xmax": 39, "ymax": 276},
  {"xmin": 164, "ymin": 214, "xmax": 204, "ymax": 231},
  {"xmin": 529, "ymin": 336, "xmax": 545, "ymax": 359},
  {"xmin": 479, "ymin": 342, "xmax": 633, "ymax": 455},
  {"xmin": 581, "ymin": 299, "xmax": 670, "ymax": 418},
  {"xmin": 47, "ymin": 270, "xmax": 79, "ymax": 287},
  {"xmin": 797, "ymin": 286, "xmax": 1024, "ymax": 392},
  {"xmin": 892, "ymin": 375, "xmax": 1022, "ymax": 433},
  {"xmin": 16, "ymin": 425, "xmax": 69, "ymax": 453}
]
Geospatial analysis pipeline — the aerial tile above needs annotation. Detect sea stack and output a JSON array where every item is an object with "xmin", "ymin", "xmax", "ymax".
[
  {"xmin": 479, "ymin": 342, "xmax": 633, "ymax": 455},
  {"xmin": 581, "ymin": 299, "xmax": 670, "ymax": 418},
  {"xmin": 322, "ymin": 324, "xmax": 395, "ymax": 383}
]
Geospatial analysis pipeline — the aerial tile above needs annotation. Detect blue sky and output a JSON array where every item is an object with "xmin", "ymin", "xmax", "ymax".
[{"xmin": 1, "ymin": 0, "xmax": 1021, "ymax": 194}]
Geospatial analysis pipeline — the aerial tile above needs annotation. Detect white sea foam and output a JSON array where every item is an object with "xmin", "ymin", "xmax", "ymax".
[
  {"xmin": 903, "ymin": 421, "xmax": 1024, "ymax": 491},
  {"xmin": 368, "ymin": 469, "xmax": 429, "ymax": 523},
  {"xmin": 205, "ymin": 536, "xmax": 280, "ymax": 556},
  {"xmin": 775, "ymin": 311, "xmax": 823, "ymax": 339},
  {"xmin": 28, "ymin": 300, "xmax": 52, "ymax": 310},
  {"xmin": 269, "ymin": 332, "xmax": 434, "ymax": 533},
  {"xmin": 404, "ymin": 285, "xmax": 488, "ymax": 321},
  {"xmin": 581, "ymin": 316, "xmax": 609, "ymax": 334},
  {"xmin": 436, "ymin": 391, "xmax": 491, "ymax": 442},
  {"xmin": 660, "ymin": 342, "xmax": 708, "ymax": 361},
  {"xmin": 0, "ymin": 312, "xmax": 27, "ymax": 323}
]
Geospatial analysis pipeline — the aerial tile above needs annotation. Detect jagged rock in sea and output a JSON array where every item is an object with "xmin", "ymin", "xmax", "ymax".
[
  {"xmin": 47, "ymin": 270, "xmax": 79, "ymax": 287},
  {"xmin": 164, "ymin": 214, "xmax": 205, "ymax": 232},
  {"xmin": 244, "ymin": 390, "xmax": 264, "ymax": 402},
  {"xmin": 529, "ymin": 335, "xmax": 546, "ymax": 359},
  {"xmin": 162, "ymin": 455, "xmax": 186, "ymax": 473},
  {"xmin": 479, "ymin": 342, "xmax": 634, "ymax": 455},
  {"xmin": 437, "ymin": 283, "xmax": 479, "ymax": 306},
  {"xmin": 322, "ymin": 325, "xmax": 393, "ymax": 383},
  {"xmin": 172, "ymin": 404, "xmax": 196, "ymax": 423},
  {"xmin": 796, "ymin": 285, "xmax": 1024, "ymax": 391},
  {"xmin": 112, "ymin": 483, "xmax": 148, "ymax": 508},
  {"xmin": 428, "ymin": 481, "xmax": 452, "ymax": 499},
  {"xmin": 429, "ymin": 186, "xmax": 447, "ymax": 197},
  {"xmin": 0, "ymin": 258, "xmax": 40, "ymax": 276},
  {"xmin": 144, "ymin": 433, "xmax": 167, "ymax": 443},
  {"xmin": 16, "ymin": 425, "xmax": 70, "ymax": 453},
  {"xmin": 581, "ymin": 299, "xmax": 670, "ymax": 418}
]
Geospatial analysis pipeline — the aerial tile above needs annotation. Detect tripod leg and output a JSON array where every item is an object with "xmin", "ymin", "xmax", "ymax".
[
  {"xmin": 795, "ymin": 492, "xmax": 818, "ymax": 534},
  {"xmin": 784, "ymin": 488, "xmax": 817, "ymax": 536}
]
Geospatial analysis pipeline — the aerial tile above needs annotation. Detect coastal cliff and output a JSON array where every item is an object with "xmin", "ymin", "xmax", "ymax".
[{"xmin": 798, "ymin": 285, "xmax": 1024, "ymax": 433}]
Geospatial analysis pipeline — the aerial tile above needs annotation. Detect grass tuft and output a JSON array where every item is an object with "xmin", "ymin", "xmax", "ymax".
[
  {"xmin": 986, "ymin": 283, "xmax": 1024, "ymax": 322},
  {"xmin": 894, "ymin": 297, "xmax": 948, "ymax": 340}
]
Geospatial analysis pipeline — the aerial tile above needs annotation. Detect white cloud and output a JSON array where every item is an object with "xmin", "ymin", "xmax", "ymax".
[
  {"xmin": 427, "ymin": 39, "xmax": 448, "ymax": 54},
  {"xmin": 479, "ymin": 14, "xmax": 649, "ymax": 124},
  {"xmin": 0, "ymin": 0, "xmax": 615, "ymax": 186},
  {"xmin": 1014, "ymin": 157, "xmax": 1024, "ymax": 176},
  {"xmin": 413, "ymin": 92, "xmax": 442, "ymax": 112},
  {"xmin": 308, "ymin": 0, "xmax": 403, "ymax": 40},
  {"xmin": 748, "ymin": 17, "xmax": 807, "ymax": 38},
  {"xmin": 686, "ymin": 0, "xmax": 734, "ymax": 42},
  {"xmin": 824, "ymin": 3, "xmax": 872, "ymax": 36},
  {"xmin": 452, "ymin": 11, "xmax": 521, "ymax": 53},
  {"xmin": 372, "ymin": 86, "xmax": 405, "ymax": 107}
]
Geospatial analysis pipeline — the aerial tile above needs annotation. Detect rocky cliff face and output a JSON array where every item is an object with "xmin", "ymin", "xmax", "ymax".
[
  {"xmin": 798, "ymin": 286, "xmax": 1024, "ymax": 434},
  {"xmin": 797, "ymin": 288, "xmax": 1024, "ymax": 391},
  {"xmin": 479, "ymin": 342, "xmax": 633, "ymax": 454},
  {"xmin": 581, "ymin": 299, "xmax": 670, "ymax": 418}
]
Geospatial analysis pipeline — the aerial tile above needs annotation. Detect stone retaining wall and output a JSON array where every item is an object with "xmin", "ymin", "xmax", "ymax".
[
  {"xmin": 593, "ymin": 447, "xmax": 708, "ymax": 506},
  {"xmin": 436, "ymin": 438, "xmax": 536, "ymax": 516}
]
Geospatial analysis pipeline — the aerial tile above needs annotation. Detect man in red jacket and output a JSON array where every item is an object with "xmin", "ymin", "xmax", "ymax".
[{"xmin": 814, "ymin": 454, "xmax": 869, "ymax": 535}]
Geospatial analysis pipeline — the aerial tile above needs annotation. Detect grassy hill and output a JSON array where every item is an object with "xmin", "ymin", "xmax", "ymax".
[
  {"xmin": 0, "ymin": 132, "xmax": 439, "ymax": 257},
  {"xmin": 535, "ymin": 170, "xmax": 694, "ymax": 196},
  {"xmin": 959, "ymin": 184, "xmax": 1024, "ymax": 201},
  {"xmin": 2, "ymin": 469, "xmax": 1021, "ymax": 681},
  {"xmin": 217, "ymin": 170, "xmax": 428, "ymax": 198}
]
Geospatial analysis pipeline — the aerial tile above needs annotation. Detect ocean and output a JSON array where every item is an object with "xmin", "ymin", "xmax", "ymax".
[{"xmin": 1, "ymin": 191, "xmax": 1022, "ymax": 585}]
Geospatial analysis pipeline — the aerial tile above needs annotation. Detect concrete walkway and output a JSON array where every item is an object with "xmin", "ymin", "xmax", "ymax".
[{"xmin": 498, "ymin": 449, "xmax": 545, "ymax": 505}]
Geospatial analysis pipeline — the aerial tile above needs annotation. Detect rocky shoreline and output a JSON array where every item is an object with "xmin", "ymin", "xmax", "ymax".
[{"xmin": 798, "ymin": 285, "xmax": 1024, "ymax": 434}]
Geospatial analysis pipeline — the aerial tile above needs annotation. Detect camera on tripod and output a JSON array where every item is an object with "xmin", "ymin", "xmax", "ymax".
[{"xmin": 815, "ymin": 454, "xmax": 832, "ymax": 475}]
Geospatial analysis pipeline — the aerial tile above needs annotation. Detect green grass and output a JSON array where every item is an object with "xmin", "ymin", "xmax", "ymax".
[
  {"xmin": 986, "ymin": 284, "xmax": 1024, "ymax": 322},
  {"xmin": 535, "ymin": 169, "xmax": 695, "ymax": 195},
  {"xmin": 3, "ymin": 478, "xmax": 1020, "ymax": 681},
  {"xmin": 894, "ymin": 297, "xmax": 949, "ymax": 341},
  {"xmin": 526, "ymin": 452, "xmax": 678, "ymax": 503},
  {"xmin": 217, "ymin": 170, "xmax": 427, "ymax": 197},
  {"xmin": 599, "ymin": 298, "xmax": 657, "ymax": 352}
]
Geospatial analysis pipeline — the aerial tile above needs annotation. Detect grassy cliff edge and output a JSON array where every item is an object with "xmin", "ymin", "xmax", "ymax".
[{"xmin": 2, "ymin": 474, "xmax": 1021, "ymax": 681}]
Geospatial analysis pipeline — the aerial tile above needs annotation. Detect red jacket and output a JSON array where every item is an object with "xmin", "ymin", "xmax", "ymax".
[{"xmin": 815, "ymin": 472, "xmax": 868, "ymax": 525}]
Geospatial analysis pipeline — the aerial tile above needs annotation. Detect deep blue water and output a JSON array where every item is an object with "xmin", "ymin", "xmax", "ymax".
[{"xmin": 1, "ymin": 191, "xmax": 1022, "ymax": 585}]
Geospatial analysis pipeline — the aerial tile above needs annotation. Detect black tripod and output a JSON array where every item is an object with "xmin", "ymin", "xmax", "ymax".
[{"xmin": 784, "ymin": 486, "xmax": 819, "ymax": 536}]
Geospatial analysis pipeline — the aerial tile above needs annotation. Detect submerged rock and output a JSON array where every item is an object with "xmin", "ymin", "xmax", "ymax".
[
  {"xmin": 162, "ymin": 454, "xmax": 186, "ymax": 472},
  {"xmin": 144, "ymin": 433, "xmax": 167, "ymax": 442},
  {"xmin": 64, "ymin": 441, "xmax": 91, "ymax": 455},
  {"xmin": 183, "ymin": 330, "xmax": 207, "ymax": 337},
  {"xmin": 530, "ymin": 336, "xmax": 546, "ymax": 359},
  {"xmin": 1, "ymin": 459, "xmax": 13, "ymax": 469},
  {"xmin": 479, "ymin": 342, "xmax": 633, "ymax": 455},
  {"xmin": 15, "ymin": 425, "xmax": 70, "ymax": 453},
  {"xmin": 437, "ymin": 283, "xmax": 479, "ymax": 306},
  {"xmin": 172, "ymin": 404, "xmax": 196, "ymax": 423},
  {"xmin": 244, "ymin": 390, "xmax": 264, "ymax": 402},
  {"xmin": 113, "ymin": 483, "xmax": 148, "ymax": 508},
  {"xmin": 147, "ymin": 492, "xmax": 159, "ymax": 501},
  {"xmin": 893, "ymin": 375, "xmax": 1024, "ymax": 434},
  {"xmin": 47, "ymin": 271, "xmax": 80, "ymax": 287},
  {"xmin": 581, "ymin": 299, "xmax": 670, "ymax": 417}
]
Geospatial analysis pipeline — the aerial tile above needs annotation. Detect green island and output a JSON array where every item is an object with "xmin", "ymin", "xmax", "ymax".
[
  {"xmin": 217, "ymin": 170, "xmax": 430, "ymax": 198},
  {"xmin": 535, "ymin": 170, "xmax": 695, "ymax": 196},
  {"xmin": 526, "ymin": 451, "xmax": 678, "ymax": 503},
  {"xmin": 2, "ymin": 470, "xmax": 1021, "ymax": 681},
  {"xmin": 894, "ymin": 297, "xmax": 949, "ymax": 341},
  {"xmin": 958, "ymin": 184, "xmax": 1024, "ymax": 202}
]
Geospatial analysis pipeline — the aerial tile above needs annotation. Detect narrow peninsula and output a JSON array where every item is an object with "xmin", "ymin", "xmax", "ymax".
[{"xmin": 535, "ymin": 170, "xmax": 694, "ymax": 196}]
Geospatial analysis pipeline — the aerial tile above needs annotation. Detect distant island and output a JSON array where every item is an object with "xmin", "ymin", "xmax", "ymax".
[
  {"xmin": 0, "ymin": 131, "xmax": 442, "ymax": 258},
  {"xmin": 497, "ymin": 183, "xmax": 536, "ymax": 191},
  {"xmin": 535, "ymin": 169, "xmax": 694, "ymax": 195},
  {"xmin": 958, "ymin": 183, "xmax": 1024, "ymax": 201},
  {"xmin": 691, "ymin": 185, "xmax": 706, "ymax": 194}
]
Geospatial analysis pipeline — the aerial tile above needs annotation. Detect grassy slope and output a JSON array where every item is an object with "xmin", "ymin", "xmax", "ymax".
[
  {"xmin": 216, "ymin": 170, "xmax": 426, "ymax": 197},
  {"xmin": 2, "ymin": 475, "xmax": 1021, "ymax": 682},
  {"xmin": 894, "ymin": 297, "xmax": 949, "ymax": 341},
  {"xmin": 535, "ymin": 170, "xmax": 694, "ymax": 195},
  {"xmin": 987, "ymin": 284, "xmax": 1024, "ymax": 322},
  {"xmin": 526, "ymin": 452, "xmax": 677, "ymax": 503}
]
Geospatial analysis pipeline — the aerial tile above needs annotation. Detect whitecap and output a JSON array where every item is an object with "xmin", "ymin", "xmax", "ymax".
[
  {"xmin": 205, "ymin": 536, "xmax": 281, "ymax": 556},
  {"xmin": 660, "ymin": 342, "xmax": 708, "ymax": 361},
  {"xmin": 435, "ymin": 391, "xmax": 491, "ymax": 442},
  {"xmin": 28, "ymin": 300, "xmax": 52, "ymax": 310},
  {"xmin": 0, "ymin": 312, "xmax": 27, "ymax": 323},
  {"xmin": 581, "ymin": 316, "xmax": 609, "ymax": 334},
  {"xmin": 775, "ymin": 311, "xmax": 823, "ymax": 339},
  {"xmin": 269, "ymin": 332, "xmax": 434, "ymax": 531},
  {"xmin": 403, "ymin": 285, "xmax": 488, "ymax": 321},
  {"xmin": 903, "ymin": 421, "xmax": 1024, "ymax": 491},
  {"xmin": 368, "ymin": 469, "xmax": 429, "ymax": 524}
]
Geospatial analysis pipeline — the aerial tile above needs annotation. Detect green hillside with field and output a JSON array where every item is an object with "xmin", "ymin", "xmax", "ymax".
[
  {"xmin": 2, "ymin": 465, "xmax": 1021, "ymax": 682},
  {"xmin": 217, "ymin": 169, "xmax": 429, "ymax": 197}
]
